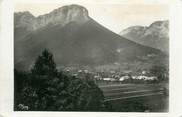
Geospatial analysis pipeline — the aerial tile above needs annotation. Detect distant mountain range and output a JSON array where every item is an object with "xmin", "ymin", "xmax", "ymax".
[
  {"xmin": 120, "ymin": 21, "xmax": 169, "ymax": 53},
  {"xmin": 14, "ymin": 4, "xmax": 167, "ymax": 71}
]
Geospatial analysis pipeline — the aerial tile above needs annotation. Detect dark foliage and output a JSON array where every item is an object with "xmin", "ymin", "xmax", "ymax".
[
  {"xmin": 31, "ymin": 49, "xmax": 58, "ymax": 76},
  {"xmin": 14, "ymin": 49, "xmax": 107, "ymax": 111},
  {"xmin": 150, "ymin": 65, "xmax": 169, "ymax": 81}
]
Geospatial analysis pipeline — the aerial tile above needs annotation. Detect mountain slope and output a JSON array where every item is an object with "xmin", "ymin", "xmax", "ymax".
[
  {"xmin": 119, "ymin": 21, "xmax": 169, "ymax": 53},
  {"xmin": 14, "ymin": 5, "xmax": 167, "ymax": 70}
]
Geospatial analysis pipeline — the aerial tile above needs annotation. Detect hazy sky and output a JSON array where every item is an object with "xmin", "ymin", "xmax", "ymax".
[{"xmin": 15, "ymin": 1, "xmax": 169, "ymax": 33}]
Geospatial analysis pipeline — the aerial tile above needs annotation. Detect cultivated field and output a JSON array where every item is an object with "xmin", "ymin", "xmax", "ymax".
[{"xmin": 99, "ymin": 83, "xmax": 168, "ymax": 112}]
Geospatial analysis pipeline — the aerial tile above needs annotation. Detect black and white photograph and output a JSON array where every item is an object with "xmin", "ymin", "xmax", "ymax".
[{"xmin": 13, "ymin": 1, "xmax": 170, "ymax": 112}]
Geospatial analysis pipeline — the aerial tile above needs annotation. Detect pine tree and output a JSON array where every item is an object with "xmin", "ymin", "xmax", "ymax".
[
  {"xmin": 31, "ymin": 49, "xmax": 57, "ymax": 76},
  {"xmin": 29, "ymin": 49, "xmax": 58, "ymax": 110}
]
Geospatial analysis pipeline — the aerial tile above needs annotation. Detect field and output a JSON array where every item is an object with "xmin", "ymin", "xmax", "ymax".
[{"xmin": 99, "ymin": 83, "xmax": 168, "ymax": 112}]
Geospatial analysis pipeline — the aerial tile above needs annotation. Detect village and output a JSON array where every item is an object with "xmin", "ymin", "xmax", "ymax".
[{"xmin": 62, "ymin": 67, "xmax": 160, "ymax": 84}]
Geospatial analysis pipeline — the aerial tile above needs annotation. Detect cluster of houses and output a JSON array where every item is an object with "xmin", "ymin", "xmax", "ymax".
[
  {"xmin": 94, "ymin": 74, "xmax": 157, "ymax": 82},
  {"xmin": 63, "ymin": 68, "xmax": 158, "ymax": 82}
]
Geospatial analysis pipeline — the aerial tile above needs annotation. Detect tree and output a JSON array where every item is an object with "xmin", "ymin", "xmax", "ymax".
[
  {"xmin": 31, "ymin": 49, "xmax": 57, "ymax": 76},
  {"xmin": 15, "ymin": 49, "xmax": 107, "ymax": 111},
  {"xmin": 27, "ymin": 49, "xmax": 58, "ymax": 110}
]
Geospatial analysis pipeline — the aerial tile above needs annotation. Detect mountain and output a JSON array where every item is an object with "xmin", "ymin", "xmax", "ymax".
[
  {"xmin": 119, "ymin": 21, "xmax": 169, "ymax": 53},
  {"xmin": 14, "ymin": 5, "xmax": 167, "ymax": 71},
  {"xmin": 14, "ymin": 5, "xmax": 89, "ymax": 41}
]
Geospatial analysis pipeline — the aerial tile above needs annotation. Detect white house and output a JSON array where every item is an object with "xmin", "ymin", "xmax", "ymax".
[{"xmin": 103, "ymin": 78, "xmax": 116, "ymax": 81}]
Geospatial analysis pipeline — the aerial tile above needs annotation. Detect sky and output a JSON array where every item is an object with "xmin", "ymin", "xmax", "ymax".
[{"xmin": 15, "ymin": 1, "xmax": 169, "ymax": 33}]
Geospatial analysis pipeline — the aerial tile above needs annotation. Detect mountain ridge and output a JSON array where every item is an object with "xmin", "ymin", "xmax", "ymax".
[
  {"xmin": 14, "ymin": 4, "xmax": 89, "ymax": 31},
  {"xmin": 14, "ymin": 5, "xmax": 167, "ymax": 71},
  {"xmin": 120, "ymin": 20, "xmax": 169, "ymax": 53}
]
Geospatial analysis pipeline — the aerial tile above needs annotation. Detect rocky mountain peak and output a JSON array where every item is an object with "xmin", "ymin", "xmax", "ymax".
[
  {"xmin": 145, "ymin": 20, "xmax": 168, "ymax": 38},
  {"xmin": 149, "ymin": 20, "xmax": 168, "ymax": 29},
  {"xmin": 14, "ymin": 4, "xmax": 90, "ymax": 31},
  {"xmin": 50, "ymin": 4, "xmax": 89, "ymax": 19},
  {"xmin": 14, "ymin": 11, "xmax": 36, "ymax": 30},
  {"xmin": 15, "ymin": 11, "xmax": 35, "ymax": 17},
  {"xmin": 119, "ymin": 20, "xmax": 169, "ymax": 53},
  {"xmin": 120, "ymin": 26, "xmax": 146, "ymax": 36}
]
